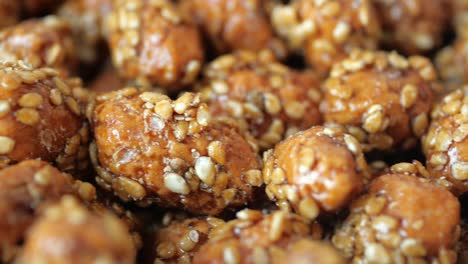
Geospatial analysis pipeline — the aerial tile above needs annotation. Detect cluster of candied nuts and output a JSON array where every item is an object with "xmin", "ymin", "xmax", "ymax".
[{"xmin": 198, "ymin": 50, "xmax": 322, "ymax": 150}]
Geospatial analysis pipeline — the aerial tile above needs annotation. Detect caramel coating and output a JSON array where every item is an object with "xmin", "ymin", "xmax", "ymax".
[
  {"xmin": 271, "ymin": 0, "xmax": 381, "ymax": 75},
  {"xmin": 88, "ymin": 65, "xmax": 122, "ymax": 94},
  {"xmin": 148, "ymin": 215, "xmax": 219, "ymax": 263},
  {"xmin": 22, "ymin": 0, "xmax": 64, "ymax": 16},
  {"xmin": 192, "ymin": 209, "xmax": 323, "ymax": 264},
  {"xmin": 373, "ymin": 0, "xmax": 449, "ymax": 55},
  {"xmin": 0, "ymin": 62, "xmax": 91, "ymax": 173},
  {"xmin": 0, "ymin": 16, "xmax": 78, "ymax": 77},
  {"xmin": 18, "ymin": 196, "xmax": 136, "ymax": 264},
  {"xmin": 0, "ymin": 1, "xmax": 20, "ymax": 30},
  {"xmin": 263, "ymin": 126, "xmax": 368, "ymax": 220},
  {"xmin": 435, "ymin": 39, "xmax": 468, "ymax": 91},
  {"xmin": 91, "ymin": 89, "xmax": 262, "ymax": 215},
  {"xmin": 422, "ymin": 88, "xmax": 468, "ymax": 196},
  {"xmin": 333, "ymin": 172, "xmax": 460, "ymax": 263},
  {"xmin": 0, "ymin": 160, "xmax": 74, "ymax": 262},
  {"xmin": 180, "ymin": 0, "xmax": 287, "ymax": 58},
  {"xmin": 198, "ymin": 50, "xmax": 322, "ymax": 150},
  {"xmin": 57, "ymin": 0, "xmax": 113, "ymax": 64},
  {"xmin": 320, "ymin": 49, "xmax": 437, "ymax": 152},
  {"xmin": 107, "ymin": 0, "xmax": 204, "ymax": 91}
]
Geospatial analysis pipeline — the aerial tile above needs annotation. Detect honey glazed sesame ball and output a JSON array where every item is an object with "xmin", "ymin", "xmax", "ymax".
[
  {"xmin": 179, "ymin": 0, "xmax": 287, "ymax": 59},
  {"xmin": 146, "ymin": 215, "xmax": 220, "ymax": 264},
  {"xmin": 17, "ymin": 196, "xmax": 136, "ymax": 264},
  {"xmin": 192, "ymin": 209, "xmax": 325, "ymax": 264},
  {"xmin": 271, "ymin": 0, "xmax": 381, "ymax": 76},
  {"xmin": 198, "ymin": 50, "xmax": 322, "ymax": 150},
  {"xmin": 263, "ymin": 126, "xmax": 369, "ymax": 220},
  {"xmin": 0, "ymin": 16, "xmax": 78, "ymax": 78},
  {"xmin": 106, "ymin": 0, "xmax": 204, "ymax": 91},
  {"xmin": 320, "ymin": 49, "xmax": 437, "ymax": 152},
  {"xmin": 57, "ymin": 0, "xmax": 113, "ymax": 64},
  {"xmin": 422, "ymin": 88, "xmax": 468, "ymax": 196},
  {"xmin": 372, "ymin": 0, "xmax": 449, "ymax": 55},
  {"xmin": 0, "ymin": 62, "xmax": 91, "ymax": 173},
  {"xmin": 332, "ymin": 172, "xmax": 460, "ymax": 263},
  {"xmin": 91, "ymin": 89, "xmax": 262, "ymax": 215},
  {"xmin": 0, "ymin": 160, "xmax": 75, "ymax": 262},
  {"xmin": 0, "ymin": 1, "xmax": 20, "ymax": 30}
]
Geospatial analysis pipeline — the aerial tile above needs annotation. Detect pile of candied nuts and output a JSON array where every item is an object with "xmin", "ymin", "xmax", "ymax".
[{"xmin": 0, "ymin": 0, "xmax": 467, "ymax": 263}]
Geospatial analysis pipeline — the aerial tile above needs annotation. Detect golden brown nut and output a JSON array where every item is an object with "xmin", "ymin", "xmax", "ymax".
[
  {"xmin": 57, "ymin": 0, "xmax": 113, "ymax": 64},
  {"xmin": 0, "ymin": 62, "xmax": 91, "ymax": 172},
  {"xmin": 0, "ymin": 1, "xmax": 20, "ymax": 30},
  {"xmin": 91, "ymin": 89, "xmax": 262, "ymax": 215},
  {"xmin": 422, "ymin": 88, "xmax": 468, "ymax": 196},
  {"xmin": 22, "ymin": 0, "xmax": 64, "ymax": 16},
  {"xmin": 192, "ymin": 209, "xmax": 324, "ymax": 264},
  {"xmin": 0, "ymin": 16, "xmax": 78, "ymax": 77},
  {"xmin": 107, "ymin": 0, "xmax": 204, "ymax": 91},
  {"xmin": 271, "ymin": 0, "xmax": 381, "ymax": 75},
  {"xmin": 320, "ymin": 49, "xmax": 437, "ymax": 152},
  {"xmin": 198, "ymin": 50, "xmax": 322, "ymax": 150},
  {"xmin": 263, "ymin": 126, "xmax": 368, "ymax": 220},
  {"xmin": 0, "ymin": 160, "xmax": 74, "ymax": 262},
  {"xmin": 17, "ymin": 195, "xmax": 136, "ymax": 264},
  {"xmin": 147, "ymin": 215, "xmax": 220, "ymax": 263},
  {"xmin": 373, "ymin": 0, "xmax": 449, "ymax": 55},
  {"xmin": 435, "ymin": 40, "xmax": 468, "ymax": 91},
  {"xmin": 180, "ymin": 0, "xmax": 287, "ymax": 58},
  {"xmin": 332, "ymin": 171, "xmax": 460, "ymax": 263}
]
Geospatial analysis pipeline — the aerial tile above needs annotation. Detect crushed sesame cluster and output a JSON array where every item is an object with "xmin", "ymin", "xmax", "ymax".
[
  {"xmin": 321, "ymin": 49, "xmax": 437, "ymax": 152},
  {"xmin": 106, "ymin": 0, "xmax": 204, "ymax": 91},
  {"xmin": 422, "ymin": 88, "xmax": 468, "ymax": 196},
  {"xmin": 197, "ymin": 50, "xmax": 322, "ymax": 150},
  {"xmin": 0, "ymin": 0, "xmax": 466, "ymax": 263}
]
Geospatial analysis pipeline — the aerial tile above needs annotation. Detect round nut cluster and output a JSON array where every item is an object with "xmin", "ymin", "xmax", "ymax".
[
  {"xmin": 179, "ymin": 0, "xmax": 287, "ymax": 59},
  {"xmin": 148, "ymin": 215, "xmax": 219, "ymax": 264},
  {"xmin": 0, "ymin": 16, "xmax": 78, "ymax": 77},
  {"xmin": 373, "ymin": 0, "xmax": 449, "ymax": 55},
  {"xmin": 0, "ymin": 160, "xmax": 75, "ymax": 262},
  {"xmin": 17, "ymin": 195, "xmax": 136, "ymax": 264},
  {"xmin": 106, "ymin": 0, "xmax": 204, "ymax": 91},
  {"xmin": 0, "ymin": 1, "xmax": 20, "ymax": 30},
  {"xmin": 91, "ymin": 89, "xmax": 262, "ymax": 215},
  {"xmin": 0, "ymin": 61, "xmax": 91, "ymax": 173},
  {"xmin": 263, "ymin": 126, "xmax": 369, "ymax": 220},
  {"xmin": 422, "ymin": 87, "xmax": 468, "ymax": 196},
  {"xmin": 198, "ymin": 50, "xmax": 322, "ymax": 150},
  {"xmin": 57, "ymin": 0, "xmax": 113, "ymax": 64},
  {"xmin": 271, "ymin": 0, "xmax": 381, "ymax": 75},
  {"xmin": 332, "ymin": 172, "xmax": 460, "ymax": 263},
  {"xmin": 320, "ymin": 49, "xmax": 437, "ymax": 152},
  {"xmin": 435, "ymin": 39, "xmax": 468, "ymax": 91},
  {"xmin": 192, "ymin": 209, "xmax": 328, "ymax": 264}
]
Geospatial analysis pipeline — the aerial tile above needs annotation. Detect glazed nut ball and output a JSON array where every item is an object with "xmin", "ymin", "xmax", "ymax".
[
  {"xmin": 263, "ymin": 126, "xmax": 368, "ymax": 220},
  {"xmin": 18, "ymin": 196, "xmax": 136, "ymax": 264},
  {"xmin": 148, "ymin": 215, "xmax": 219, "ymax": 263},
  {"xmin": 332, "ymin": 172, "xmax": 460, "ymax": 263},
  {"xmin": 422, "ymin": 88, "xmax": 468, "ymax": 196},
  {"xmin": 198, "ymin": 50, "xmax": 322, "ymax": 150},
  {"xmin": 320, "ymin": 49, "xmax": 437, "ymax": 152},
  {"xmin": 192, "ymin": 209, "xmax": 324, "ymax": 264},
  {"xmin": 0, "ymin": 1, "xmax": 20, "ymax": 30},
  {"xmin": 0, "ymin": 61, "xmax": 91, "ymax": 172},
  {"xmin": 435, "ymin": 39, "xmax": 468, "ymax": 91},
  {"xmin": 0, "ymin": 160, "xmax": 74, "ymax": 262},
  {"xmin": 0, "ymin": 16, "xmax": 78, "ymax": 77},
  {"xmin": 107, "ymin": 0, "xmax": 204, "ymax": 91},
  {"xmin": 271, "ymin": 0, "xmax": 381, "ymax": 75},
  {"xmin": 373, "ymin": 0, "xmax": 449, "ymax": 55},
  {"xmin": 180, "ymin": 0, "xmax": 287, "ymax": 58},
  {"xmin": 91, "ymin": 89, "xmax": 262, "ymax": 215},
  {"xmin": 57, "ymin": 0, "xmax": 113, "ymax": 64}
]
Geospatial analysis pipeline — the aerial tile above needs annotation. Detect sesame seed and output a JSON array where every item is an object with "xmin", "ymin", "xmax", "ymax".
[
  {"xmin": 400, "ymin": 239, "xmax": 427, "ymax": 257},
  {"xmin": 245, "ymin": 169, "xmax": 263, "ymax": 186},
  {"xmin": 371, "ymin": 216, "xmax": 398, "ymax": 233},
  {"xmin": 271, "ymin": 168, "xmax": 286, "ymax": 185},
  {"xmin": 365, "ymin": 196, "xmax": 386, "ymax": 215},
  {"xmin": 18, "ymin": 93, "xmax": 43, "ymax": 108},
  {"xmin": 207, "ymin": 141, "xmax": 226, "ymax": 165},
  {"xmin": 179, "ymin": 233, "xmax": 197, "ymax": 252},
  {"xmin": 452, "ymin": 162, "xmax": 468, "ymax": 180},
  {"xmin": 173, "ymin": 93, "xmax": 193, "ymax": 114},
  {"xmin": 298, "ymin": 198, "xmax": 319, "ymax": 220},
  {"xmin": 0, "ymin": 136, "xmax": 15, "ymax": 154},
  {"xmin": 412, "ymin": 113, "xmax": 428, "ymax": 137},
  {"xmin": 365, "ymin": 243, "xmax": 390, "ymax": 263},
  {"xmin": 400, "ymin": 84, "xmax": 418, "ymax": 108},
  {"xmin": 33, "ymin": 167, "xmax": 52, "ymax": 185},
  {"xmin": 156, "ymin": 242, "xmax": 176, "ymax": 259},
  {"xmin": 164, "ymin": 172, "xmax": 190, "ymax": 195},
  {"xmin": 284, "ymin": 101, "xmax": 305, "ymax": 119},
  {"xmin": 114, "ymin": 177, "xmax": 146, "ymax": 200},
  {"xmin": 344, "ymin": 134, "xmax": 361, "ymax": 154},
  {"xmin": 391, "ymin": 162, "xmax": 417, "ymax": 174},
  {"xmin": 195, "ymin": 156, "xmax": 216, "ymax": 186},
  {"xmin": 139, "ymin": 92, "xmax": 168, "ymax": 104},
  {"xmin": 16, "ymin": 108, "xmax": 40, "ymax": 125},
  {"xmin": 0, "ymin": 100, "xmax": 11, "ymax": 117},
  {"xmin": 223, "ymin": 246, "xmax": 240, "ymax": 264},
  {"xmin": 196, "ymin": 105, "xmax": 211, "ymax": 126},
  {"xmin": 211, "ymin": 80, "xmax": 229, "ymax": 94},
  {"xmin": 65, "ymin": 97, "xmax": 81, "ymax": 115},
  {"xmin": 54, "ymin": 77, "xmax": 71, "ymax": 95},
  {"xmin": 269, "ymin": 211, "xmax": 286, "ymax": 242},
  {"xmin": 154, "ymin": 99, "xmax": 173, "ymax": 120},
  {"xmin": 333, "ymin": 21, "xmax": 351, "ymax": 43},
  {"xmin": 264, "ymin": 93, "xmax": 282, "ymax": 115}
]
